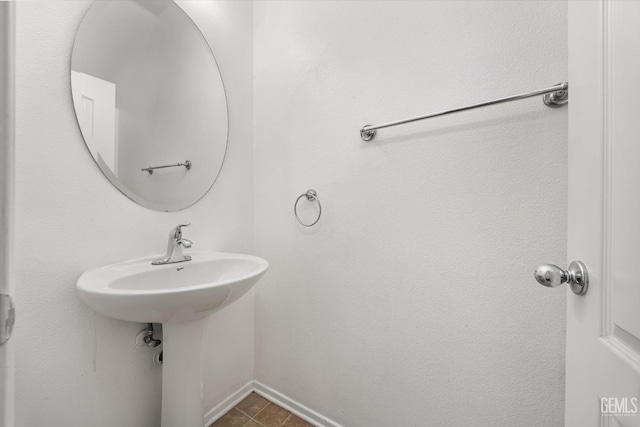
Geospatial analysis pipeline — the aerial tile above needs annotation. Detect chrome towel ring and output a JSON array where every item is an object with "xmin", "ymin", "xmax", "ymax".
[{"xmin": 294, "ymin": 189, "xmax": 322, "ymax": 227}]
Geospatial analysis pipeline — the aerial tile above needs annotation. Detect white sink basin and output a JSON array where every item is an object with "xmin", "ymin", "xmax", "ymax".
[
  {"xmin": 76, "ymin": 251, "xmax": 268, "ymax": 427},
  {"xmin": 77, "ymin": 251, "xmax": 268, "ymax": 323}
]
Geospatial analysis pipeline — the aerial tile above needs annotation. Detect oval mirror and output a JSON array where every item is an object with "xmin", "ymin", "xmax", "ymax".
[{"xmin": 70, "ymin": 0, "xmax": 228, "ymax": 211}]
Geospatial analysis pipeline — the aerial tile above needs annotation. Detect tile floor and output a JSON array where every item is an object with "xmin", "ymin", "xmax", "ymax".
[{"xmin": 210, "ymin": 392, "xmax": 314, "ymax": 427}]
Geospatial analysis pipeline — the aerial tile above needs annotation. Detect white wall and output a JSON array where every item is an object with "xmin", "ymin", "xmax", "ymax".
[
  {"xmin": 13, "ymin": 1, "xmax": 253, "ymax": 426},
  {"xmin": 253, "ymin": 2, "xmax": 567, "ymax": 426}
]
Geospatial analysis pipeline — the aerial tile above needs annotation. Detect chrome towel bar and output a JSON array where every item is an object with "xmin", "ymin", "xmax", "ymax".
[
  {"xmin": 360, "ymin": 82, "xmax": 568, "ymax": 141},
  {"xmin": 142, "ymin": 160, "xmax": 192, "ymax": 175}
]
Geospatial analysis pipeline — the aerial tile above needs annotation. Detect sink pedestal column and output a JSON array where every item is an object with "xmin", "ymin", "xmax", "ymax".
[{"xmin": 161, "ymin": 318, "xmax": 206, "ymax": 427}]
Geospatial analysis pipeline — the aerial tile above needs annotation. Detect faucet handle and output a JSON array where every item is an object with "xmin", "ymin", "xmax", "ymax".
[{"xmin": 170, "ymin": 223, "xmax": 191, "ymax": 238}]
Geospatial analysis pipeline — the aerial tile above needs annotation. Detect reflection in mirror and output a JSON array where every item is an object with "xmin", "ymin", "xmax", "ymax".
[{"xmin": 71, "ymin": 0, "xmax": 228, "ymax": 211}]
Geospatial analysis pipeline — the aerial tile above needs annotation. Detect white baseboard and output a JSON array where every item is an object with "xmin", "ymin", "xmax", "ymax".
[
  {"xmin": 203, "ymin": 380, "xmax": 343, "ymax": 427},
  {"xmin": 253, "ymin": 381, "xmax": 344, "ymax": 427},
  {"xmin": 204, "ymin": 380, "xmax": 254, "ymax": 426}
]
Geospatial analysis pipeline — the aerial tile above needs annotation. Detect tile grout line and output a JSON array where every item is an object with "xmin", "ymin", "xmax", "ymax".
[
  {"xmin": 240, "ymin": 401, "xmax": 271, "ymax": 427},
  {"xmin": 252, "ymin": 401, "xmax": 271, "ymax": 425},
  {"xmin": 236, "ymin": 407, "xmax": 252, "ymax": 419},
  {"xmin": 279, "ymin": 413, "xmax": 293, "ymax": 427}
]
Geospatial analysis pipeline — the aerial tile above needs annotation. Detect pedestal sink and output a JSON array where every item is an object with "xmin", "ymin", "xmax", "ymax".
[{"xmin": 76, "ymin": 251, "xmax": 268, "ymax": 427}]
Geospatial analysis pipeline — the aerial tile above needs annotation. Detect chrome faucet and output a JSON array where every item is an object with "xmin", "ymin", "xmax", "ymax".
[{"xmin": 152, "ymin": 223, "xmax": 193, "ymax": 265}]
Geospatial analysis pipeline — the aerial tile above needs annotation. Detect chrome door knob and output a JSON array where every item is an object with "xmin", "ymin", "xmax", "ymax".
[
  {"xmin": 535, "ymin": 264, "xmax": 568, "ymax": 288},
  {"xmin": 534, "ymin": 261, "xmax": 588, "ymax": 295}
]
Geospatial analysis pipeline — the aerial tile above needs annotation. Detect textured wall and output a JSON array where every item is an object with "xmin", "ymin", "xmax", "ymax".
[
  {"xmin": 13, "ymin": 1, "xmax": 253, "ymax": 426},
  {"xmin": 253, "ymin": 1, "xmax": 567, "ymax": 426}
]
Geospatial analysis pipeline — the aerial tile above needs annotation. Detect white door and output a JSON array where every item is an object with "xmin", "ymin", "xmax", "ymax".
[
  {"xmin": 566, "ymin": 1, "xmax": 640, "ymax": 426},
  {"xmin": 0, "ymin": 3, "xmax": 14, "ymax": 427},
  {"xmin": 70, "ymin": 71, "xmax": 117, "ymax": 174}
]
